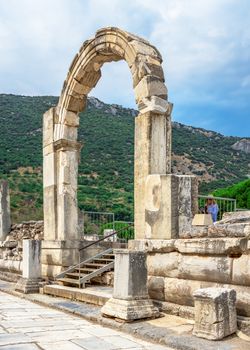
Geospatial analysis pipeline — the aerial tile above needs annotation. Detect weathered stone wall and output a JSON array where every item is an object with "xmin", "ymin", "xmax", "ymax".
[
  {"xmin": 0, "ymin": 221, "xmax": 43, "ymax": 277},
  {"xmin": 129, "ymin": 214, "xmax": 250, "ymax": 317}
]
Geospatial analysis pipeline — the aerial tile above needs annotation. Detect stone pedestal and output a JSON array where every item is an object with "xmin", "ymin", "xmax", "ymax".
[
  {"xmin": 15, "ymin": 240, "xmax": 42, "ymax": 293},
  {"xmin": 0, "ymin": 181, "xmax": 11, "ymax": 241},
  {"xmin": 101, "ymin": 250, "xmax": 159, "ymax": 321},
  {"xmin": 193, "ymin": 287, "xmax": 237, "ymax": 340}
]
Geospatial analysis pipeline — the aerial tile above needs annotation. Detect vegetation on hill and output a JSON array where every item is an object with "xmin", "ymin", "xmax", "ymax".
[
  {"xmin": 0, "ymin": 94, "xmax": 249, "ymax": 222},
  {"xmin": 213, "ymin": 179, "xmax": 250, "ymax": 209}
]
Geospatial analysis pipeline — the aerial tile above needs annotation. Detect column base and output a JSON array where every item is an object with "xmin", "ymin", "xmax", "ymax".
[
  {"xmin": 101, "ymin": 297, "xmax": 160, "ymax": 321},
  {"xmin": 15, "ymin": 277, "xmax": 42, "ymax": 294}
]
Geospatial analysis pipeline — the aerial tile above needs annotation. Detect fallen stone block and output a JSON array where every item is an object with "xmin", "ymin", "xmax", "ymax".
[{"xmin": 193, "ymin": 287, "xmax": 237, "ymax": 340}]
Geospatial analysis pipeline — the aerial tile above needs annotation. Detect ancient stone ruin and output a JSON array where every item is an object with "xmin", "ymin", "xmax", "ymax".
[
  {"xmin": 0, "ymin": 27, "xmax": 250, "ymax": 343},
  {"xmin": 42, "ymin": 26, "xmax": 198, "ymax": 277}
]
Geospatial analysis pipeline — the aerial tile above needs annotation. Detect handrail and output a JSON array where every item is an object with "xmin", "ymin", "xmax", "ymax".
[
  {"xmin": 198, "ymin": 194, "xmax": 236, "ymax": 202},
  {"xmin": 79, "ymin": 223, "xmax": 134, "ymax": 252},
  {"xmin": 77, "ymin": 222, "xmax": 134, "ymax": 288}
]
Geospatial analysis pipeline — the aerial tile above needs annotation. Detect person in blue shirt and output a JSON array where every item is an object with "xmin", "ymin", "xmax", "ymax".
[{"xmin": 205, "ymin": 196, "xmax": 219, "ymax": 222}]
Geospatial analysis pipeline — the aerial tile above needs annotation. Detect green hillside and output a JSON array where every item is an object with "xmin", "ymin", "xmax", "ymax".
[
  {"xmin": 213, "ymin": 179, "xmax": 250, "ymax": 209},
  {"xmin": 0, "ymin": 94, "xmax": 249, "ymax": 222}
]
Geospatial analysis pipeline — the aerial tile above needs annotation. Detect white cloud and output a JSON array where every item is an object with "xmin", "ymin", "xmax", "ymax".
[{"xmin": 0, "ymin": 0, "xmax": 249, "ymax": 135}]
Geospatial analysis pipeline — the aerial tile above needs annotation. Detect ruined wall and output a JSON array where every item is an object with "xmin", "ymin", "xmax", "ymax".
[
  {"xmin": 129, "ymin": 212, "xmax": 250, "ymax": 318},
  {"xmin": 0, "ymin": 221, "xmax": 43, "ymax": 279}
]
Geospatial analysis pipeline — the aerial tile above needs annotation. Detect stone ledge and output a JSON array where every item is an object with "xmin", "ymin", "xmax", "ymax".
[
  {"xmin": 129, "ymin": 237, "xmax": 249, "ymax": 255},
  {"xmin": 129, "ymin": 239, "xmax": 176, "ymax": 253}
]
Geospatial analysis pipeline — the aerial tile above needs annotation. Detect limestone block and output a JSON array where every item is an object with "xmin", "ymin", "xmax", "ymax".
[
  {"xmin": 221, "ymin": 210, "xmax": 250, "ymax": 223},
  {"xmin": 134, "ymin": 112, "xmax": 171, "ymax": 239},
  {"xmin": 0, "ymin": 181, "xmax": 11, "ymax": 241},
  {"xmin": 41, "ymin": 240, "xmax": 82, "ymax": 278},
  {"xmin": 101, "ymin": 298, "xmax": 159, "ymax": 321},
  {"xmin": 124, "ymin": 45, "xmax": 137, "ymax": 67},
  {"xmin": 70, "ymin": 79, "xmax": 90, "ymax": 95},
  {"xmin": 23, "ymin": 240, "xmax": 41, "ymax": 279},
  {"xmin": 64, "ymin": 94, "xmax": 86, "ymax": 113},
  {"xmin": 128, "ymin": 239, "xmax": 176, "ymax": 253},
  {"xmin": 148, "ymin": 276, "xmax": 165, "ymax": 301},
  {"xmin": 107, "ymin": 42, "xmax": 125, "ymax": 58},
  {"xmin": 144, "ymin": 174, "xmax": 175, "ymax": 239},
  {"xmin": 75, "ymin": 66, "xmax": 101, "ymax": 88},
  {"xmin": 113, "ymin": 250, "xmax": 148, "ymax": 300},
  {"xmin": 101, "ymin": 249, "xmax": 159, "ymax": 321},
  {"xmin": 43, "ymin": 153, "xmax": 56, "ymax": 188},
  {"xmin": 150, "ymin": 115, "xmax": 169, "ymax": 173},
  {"xmin": 164, "ymin": 277, "xmax": 250, "ymax": 316},
  {"xmin": 41, "ymin": 246, "xmax": 79, "ymax": 267},
  {"xmin": 147, "ymin": 252, "xmax": 180, "ymax": 278},
  {"xmin": 129, "ymin": 40, "xmax": 161, "ymax": 60},
  {"xmin": 42, "ymin": 263, "xmax": 64, "ymax": 277},
  {"xmin": 191, "ymin": 177, "xmax": 199, "ymax": 216},
  {"xmin": 188, "ymin": 226, "xmax": 208, "ymax": 238},
  {"xmin": 58, "ymin": 150, "xmax": 78, "ymax": 189},
  {"xmin": 131, "ymin": 58, "xmax": 164, "ymax": 88},
  {"xmin": 193, "ymin": 288, "xmax": 237, "ymax": 340},
  {"xmin": 144, "ymin": 174, "xmax": 195, "ymax": 239},
  {"xmin": 43, "ymin": 143, "xmax": 54, "ymax": 156},
  {"xmin": 232, "ymin": 254, "xmax": 250, "ymax": 286},
  {"xmin": 43, "ymin": 185, "xmax": 57, "ymax": 241},
  {"xmin": 57, "ymin": 125, "xmax": 77, "ymax": 141},
  {"xmin": 57, "ymin": 191, "xmax": 79, "ymax": 240},
  {"xmin": 148, "ymin": 252, "xmax": 232, "ymax": 283},
  {"xmin": 208, "ymin": 223, "xmax": 250, "ymax": 238},
  {"xmin": 178, "ymin": 175, "xmax": 194, "ymax": 237},
  {"xmin": 62, "ymin": 110, "xmax": 79, "ymax": 127},
  {"xmin": 134, "ymin": 75, "xmax": 167, "ymax": 103},
  {"xmin": 174, "ymin": 237, "xmax": 248, "ymax": 256},
  {"xmin": 192, "ymin": 214, "xmax": 213, "ymax": 226},
  {"xmin": 178, "ymin": 255, "xmax": 232, "ymax": 284},
  {"xmin": 0, "ymin": 258, "xmax": 22, "ymax": 273},
  {"xmin": 138, "ymin": 96, "xmax": 169, "ymax": 114},
  {"xmin": 164, "ymin": 278, "xmax": 214, "ymax": 306},
  {"xmin": 22, "ymin": 240, "xmax": 41, "ymax": 280},
  {"xmin": 43, "ymin": 108, "xmax": 55, "ymax": 147}
]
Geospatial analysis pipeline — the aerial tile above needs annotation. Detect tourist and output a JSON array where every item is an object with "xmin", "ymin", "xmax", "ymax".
[{"xmin": 205, "ymin": 196, "xmax": 219, "ymax": 222}]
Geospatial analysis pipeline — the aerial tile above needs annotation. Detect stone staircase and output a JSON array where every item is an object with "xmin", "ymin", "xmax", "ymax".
[{"xmin": 55, "ymin": 248, "xmax": 115, "ymax": 288}]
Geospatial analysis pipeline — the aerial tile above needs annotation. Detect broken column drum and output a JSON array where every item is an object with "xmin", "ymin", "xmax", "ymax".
[{"xmin": 42, "ymin": 27, "xmax": 190, "ymax": 276}]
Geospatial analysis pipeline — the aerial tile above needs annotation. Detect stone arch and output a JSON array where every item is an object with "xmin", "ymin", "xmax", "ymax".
[{"xmin": 42, "ymin": 27, "xmax": 172, "ymax": 276}]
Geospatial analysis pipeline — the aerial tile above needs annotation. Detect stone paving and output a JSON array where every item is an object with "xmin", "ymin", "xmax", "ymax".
[{"xmin": 0, "ymin": 291, "xmax": 171, "ymax": 350}]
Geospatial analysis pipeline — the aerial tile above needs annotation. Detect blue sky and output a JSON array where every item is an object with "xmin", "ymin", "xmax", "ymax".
[{"xmin": 0, "ymin": 0, "xmax": 249, "ymax": 137}]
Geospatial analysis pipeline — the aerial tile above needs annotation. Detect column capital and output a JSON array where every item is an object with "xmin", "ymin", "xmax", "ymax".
[{"xmin": 54, "ymin": 138, "xmax": 82, "ymax": 152}]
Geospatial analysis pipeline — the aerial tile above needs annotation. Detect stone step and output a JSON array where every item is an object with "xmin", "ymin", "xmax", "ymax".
[
  {"xmin": 57, "ymin": 277, "xmax": 80, "ymax": 286},
  {"xmin": 83, "ymin": 262, "xmax": 108, "ymax": 268},
  {"xmin": 43, "ymin": 284, "xmax": 113, "ymax": 306},
  {"xmin": 75, "ymin": 267, "xmax": 97, "ymax": 273},
  {"xmin": 65, "ymin": 272, "xmax": 87, "ymax": 278},
  {"xmin": 93, "ymin": 258, "xmax": 114, "ymax": 263}
]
